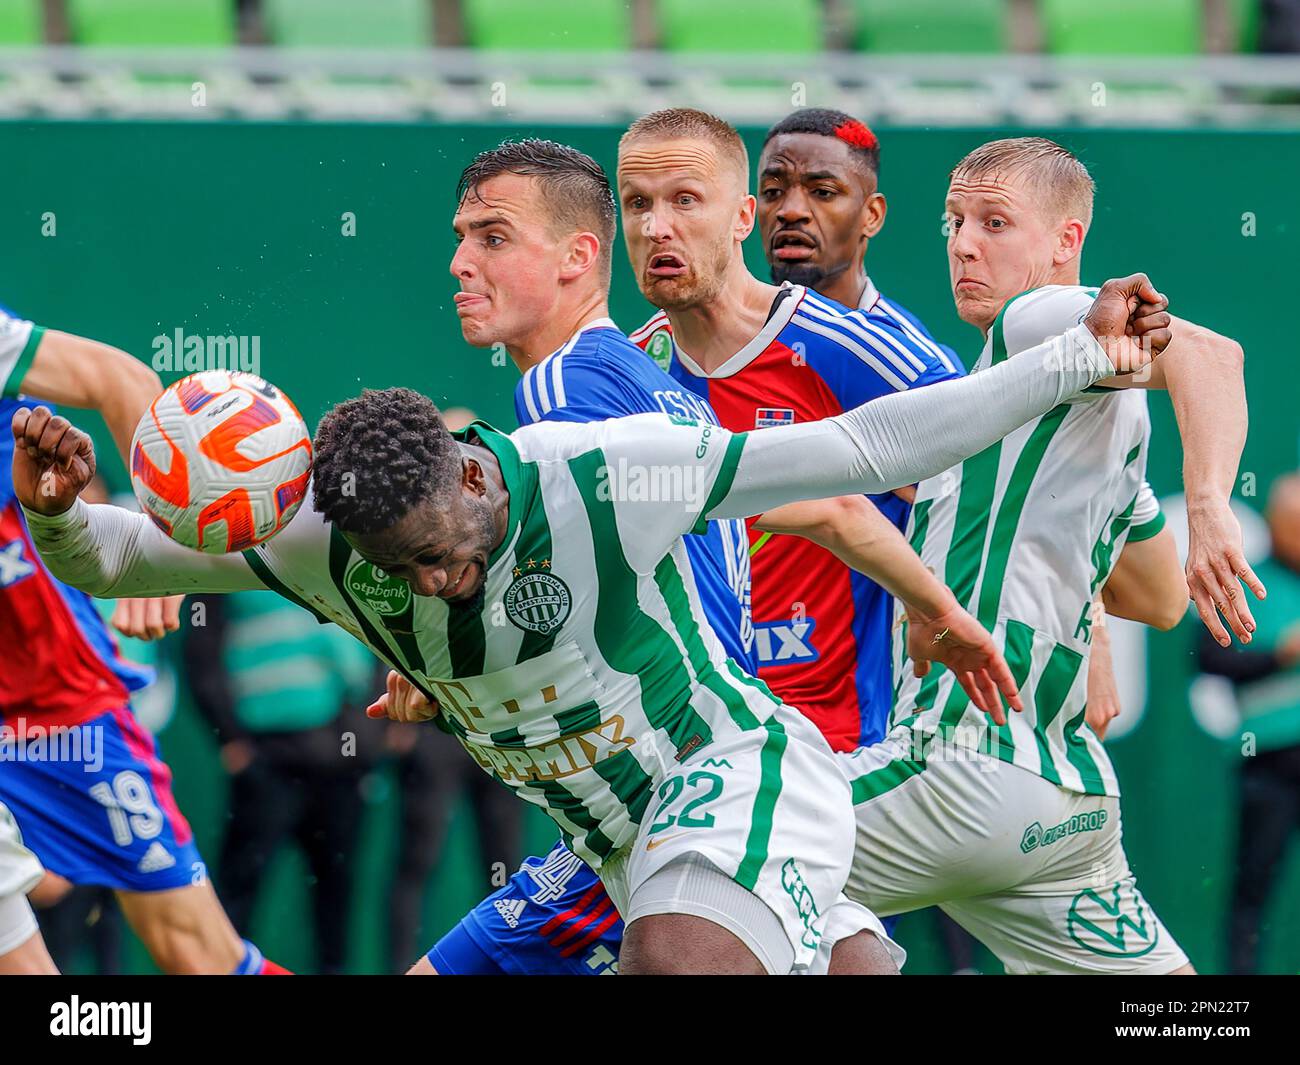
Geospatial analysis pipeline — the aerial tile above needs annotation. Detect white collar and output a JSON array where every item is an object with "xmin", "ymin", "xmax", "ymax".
[
  {"xmin": 673, "ymin": 285, "xmax": 806, "ymax": 379},
  {"xmin": 857, "ymin": 276, "xmax": 881, "ymax": 312},
  {"xmin": 539, "ymin": 315, "xmax": 618, "ymax": 364}
]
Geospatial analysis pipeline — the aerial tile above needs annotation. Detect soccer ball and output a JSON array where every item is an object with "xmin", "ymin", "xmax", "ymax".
[{"xmin": 130, "ymin": 371, "xmax": 313, "ymax": 554}]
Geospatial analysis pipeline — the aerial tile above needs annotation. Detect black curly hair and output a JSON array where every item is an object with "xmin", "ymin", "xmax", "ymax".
[{"xmin": 312, "ymin": 388, "xmax": 462, "ymax": 534}]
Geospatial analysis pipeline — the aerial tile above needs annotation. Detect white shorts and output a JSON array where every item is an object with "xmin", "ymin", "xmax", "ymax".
[
  {"xmin": 0, "ymin": 802, "xmax": 43, "ymax": 955},
  {"xmin": 838, "ymin": 729, "xmax": 1189, "ymax": 975},
  {"xmin": 599, "ymin": 705, "xmax": 861, "ymax": 973}
]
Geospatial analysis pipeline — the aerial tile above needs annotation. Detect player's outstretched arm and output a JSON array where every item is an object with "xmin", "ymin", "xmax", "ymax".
[
  {"xmin": 13, "ymin": 407, "xmax": 264, "ymax": 597},
  {"xmin": 706, "ymin": 274, "xmax": 1171, "ymax": 523}
]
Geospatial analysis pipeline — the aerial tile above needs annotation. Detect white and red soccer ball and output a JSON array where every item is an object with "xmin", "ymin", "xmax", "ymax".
[{"xmin": 130, "ymin": 371, "xmax": 312, "ymax": 554}]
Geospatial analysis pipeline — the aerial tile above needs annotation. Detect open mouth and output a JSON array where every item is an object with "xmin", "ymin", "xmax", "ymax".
[
  {"xmin": 771, "ymin": 230, "xmax": 817, "ymax": 261},
  {"xmin": 648, "ymin": 252, "xmax": 688, "ymax": 278}
]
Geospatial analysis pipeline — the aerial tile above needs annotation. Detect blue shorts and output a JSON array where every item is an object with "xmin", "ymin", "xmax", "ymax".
[
  {"xmin": 428, "ymin": 840, "xmax": 622, "ymax": 976},
  {"xmin": 0, "ymin": 706, "xmax": 205, "ymax": 892}
]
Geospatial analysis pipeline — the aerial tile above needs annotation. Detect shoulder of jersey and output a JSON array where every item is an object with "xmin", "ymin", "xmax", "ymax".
[
  {"xmin": 790, "ymin": 289, "xmax": 959, "ymax": 383},
  {"xmin": 520, "ymin": 324, "xmax": 672, "ymax": 420},
  {"xmin": 628, "ymin": 310, "xmax": 671, "ymax": 348},
  {"xmin": 627, "ymin": 311, "xmax": 677, "ymax": 373},
  {"xmin": 998, "ymin": 284, "xmax": 1099, "ymax": 348}
]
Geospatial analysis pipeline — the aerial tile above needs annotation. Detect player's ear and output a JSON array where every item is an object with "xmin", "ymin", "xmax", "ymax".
[
  {"xmin": 463, "ymin": 455, "xmax": 486, "ymax": 496},
  {"xmin": 559, "ymin": 231, "xmax": 601, "ymax": 282},
  {"xmin": 1054, "ymin": 218, "xmax": 1086, "ymax": 267},
  {"xmin": 735, "ymin": 193, "xmax": 757, "ymax": 243},
  {"xmin": 862, "ymin": 191, "xmax": 887, "ymax": 240}
]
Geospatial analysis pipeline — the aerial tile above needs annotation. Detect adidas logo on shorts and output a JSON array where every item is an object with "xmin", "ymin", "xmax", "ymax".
[
  {"xmin": 493, "ymin": 898, "xmax": 526, "ymax": 928},
  {"xmin": 137, "ymin": 842, "xmax": 176, "ymax": 874}
]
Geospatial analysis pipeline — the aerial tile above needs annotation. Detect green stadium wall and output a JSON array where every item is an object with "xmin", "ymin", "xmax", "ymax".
[{"xmin": 1, "ymin": 120, "xmax": 1295, "ymax": 974}]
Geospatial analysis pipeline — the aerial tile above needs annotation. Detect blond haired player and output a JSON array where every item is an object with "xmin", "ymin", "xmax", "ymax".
[{"xmin": 833, "ymin": 137, "xmax": 1255, "ymax": 974}]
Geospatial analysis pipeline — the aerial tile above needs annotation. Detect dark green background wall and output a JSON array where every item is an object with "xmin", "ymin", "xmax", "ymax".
[{"xmin": 2, "ymin": 121, "xmax": 1296, "ymax": 973}]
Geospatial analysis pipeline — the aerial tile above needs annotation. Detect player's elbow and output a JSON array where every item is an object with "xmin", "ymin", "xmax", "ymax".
[
  {"xmin": 1209, "ymin": 333, "xmax": 1244, "ymax": 372},
  {"xmin": 1183, "ymin": 322, "xmax": 1244, "ymax": 371},
  {"xmin": 809, "ymin": 494, "xmax": 877, "ymax": 549},
  {"xmin": 114, "ymin": 346, "xmax": 163, "ymax": 400},
  {"xmin": 1150, "ymin": 577, "xmax": 1191, "ymax": 631}
]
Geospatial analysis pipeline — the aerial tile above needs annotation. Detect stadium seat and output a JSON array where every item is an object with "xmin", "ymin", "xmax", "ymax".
[
  {"xmin": 262, "ymin": 0, "xmax": 432, "ymax": 49},
  {"xmin": 1040, "ymin": 0, "xmax": 1201, "ymax": 55},
  {"xmin": 1228, "ymin": 0, "xmax": 1259, "ymax": 52},
  {"xmin": 852, "ymin": 0, "xmax": 1007, "ymax": 53},
  {"xmin": 66, "ymin": 0, "xmax": 235, "ymax": 47},
  {"xmin": 462, "ymin": 0, "xmax": 630, "ymax": 51},
  {"xmin": 656, "ymin": 0, "xmax": 823, "ymax": 53},
  {"xmin": 0, "ymin": 0, "xmax": 41, "ymax": 45}
]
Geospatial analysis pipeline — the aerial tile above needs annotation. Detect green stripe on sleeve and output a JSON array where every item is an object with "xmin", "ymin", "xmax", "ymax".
[
  {"xmin": 2, "ymin": 324, "xmax": 45, "ymax": 398},
  {"xmin": 1127, "ymin": 510, "xmax": 1166, "ymax": 542},
  {"xmin": 735, "ymin": 717, "xmax": 787, "ymax": 890},
  {"xmin": 695, "ymin": 431, "xmax": 747, "ymax": 532}
]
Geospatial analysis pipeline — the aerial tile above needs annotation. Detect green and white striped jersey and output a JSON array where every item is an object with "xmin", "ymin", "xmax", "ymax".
[
  {"xmin": 891, "ymin": 285, "xmax": 1165, "ymax": 798},
  {"xmin": 0, "ymin": 308, "xmax": 45, "ymax": 398},
  {"xmin": 244, "ymin": 416, "xmax": 782, "ymax": 869}
]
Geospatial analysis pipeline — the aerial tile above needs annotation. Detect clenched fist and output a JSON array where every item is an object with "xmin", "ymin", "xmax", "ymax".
[
  {"xmin": 10, "ymin": 406, "xmax": 97, "ymax": 517},
  {"xmin": 1083, "ymin": 273, "xmax": 1173, "ymax": 375}
]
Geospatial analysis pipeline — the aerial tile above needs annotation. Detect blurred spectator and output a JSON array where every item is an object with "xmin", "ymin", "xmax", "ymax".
[
  {"xmin": 1199, "ymin": 473, "xmax": 1300, "ymax": 973},
  {"xmin": 183, "ymin": 591, "xmax": 382, "ymax": 975},
  {"xmin": 1260, "ymin": 0, "xmax": 1300, "ymax": 53}
]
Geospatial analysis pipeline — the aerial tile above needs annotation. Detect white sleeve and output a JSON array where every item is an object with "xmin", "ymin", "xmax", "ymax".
[
  {"xmin": 708, "ymin": 322, "xmax": 1113, "ymax": 521},
  {"xmin": 0, "ymin": 309, "xmax": 42, "ymax": 398},
  {"xmin": 22, "ymin": 498, "xmax": 266, "ymax": 597},
  {"xmin": 560, "ymin": 414, "xmax": 747, "ymax": 574}
]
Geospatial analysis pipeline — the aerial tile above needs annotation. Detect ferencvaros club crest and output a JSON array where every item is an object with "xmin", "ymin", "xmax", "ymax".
[{"xmin": 504, "ymin": 558, "xmax": 571, "ymax": 635}]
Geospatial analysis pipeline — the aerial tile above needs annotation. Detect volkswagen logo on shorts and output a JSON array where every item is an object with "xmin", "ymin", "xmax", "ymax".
[{"xmin": 505, "ymin": 562, "xmax": 571, "ymax": 635}]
